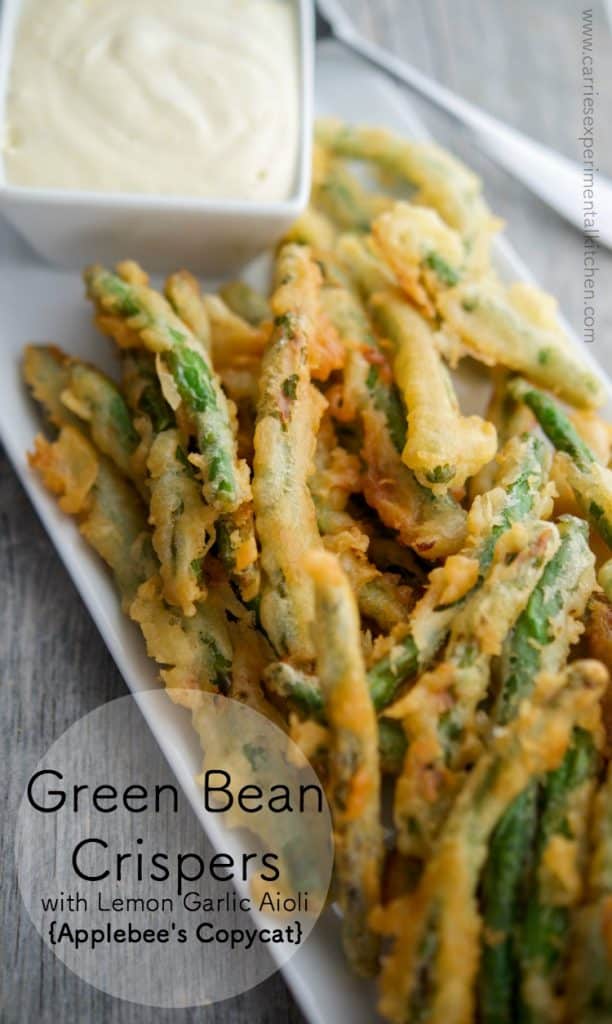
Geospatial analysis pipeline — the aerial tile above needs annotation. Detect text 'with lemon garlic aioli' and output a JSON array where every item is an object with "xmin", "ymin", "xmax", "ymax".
[{"xmin": 3, "ymin": 0, "xmax": 299, "ymax": 200}]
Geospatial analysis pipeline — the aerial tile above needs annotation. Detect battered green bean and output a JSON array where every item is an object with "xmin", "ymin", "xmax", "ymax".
[
  {"xmin": 252, "ymin": 243, "xmax": 325, "ymax": 661},
  {"xmin": 313, "ymin": 147, "xmax": 392, "ymax": 232},
  {"xmin": 370, "ymin": 290, "xmax": 497, "ymax": 494},
  {"xmin": 147, "ymin": 429, "xmax": 215, "ymax": 616},
  {"xmin": 29, "ymin": 424, "xmax": 233, "ymax": 700},
  {"xmin": 262, "ymin": 662, "xmax": 324, "ymax": 717},
  {"xmin": 478, "ymin": 784, "xmax": 538, "ymax": 1024},
  {"xmin": 470, "ymin": 370, "xmax": 535, "ymax": 499},
  {"xmin": 336, "ymin": 232, "xmax": 397, "ymax": 297},
  {"xmin": 23, "ymin": 345, "xmax": 144, "ymax": 489},
  {"xmin": 510, "ymin": 378, "xmax": 612, "ymax": 546},
  {"xmin": 437, "ymin": 285, "xmax": 605, "ymax": 410},
  {"xmin": 309, "ymin": 416, "xmax": 413, "ymax": 631},
  {"xmin": 518, "ymin": 727, "xmax": 603, "ymax": 1024},
  {"xmin": 262, "ymin": 662, "xmax": 407, "ymax": 775},
  {"xmin": 306, "ymin": 549, "xmax": 383, "ymax": 976},
  {"xmin": 316, "ymin": 119, "xmax": 493, "ymax": 262},
  {"xmin": 371, "ymin": 202, "xmax": 467, "ymax": 314},
  {"xmin": 29, "ymin": 425, "xmax": 155, "ymax": 607},
  {"xmin": 219, "ymin": 280, "xmax": 270, "ymax": 326},
  {"xmin": 121, "ymin": 349, "xmax": 259, "ymax": 604},
  {"xmin": 214, "ymin": 503, "xmax": 260, "ymax": 604},
  {"xmin": 493, "ymin": 516, "xmax": 596, "ymax": 725},
  {"xmin": 317, "ymin": 252, "xmax": 469, "ymax": 559},
  {"xmin": 84, "ymin": 264, "xmax": 244, "ymax": 509},
  {"xmin": 567, "ymin": 763, "xmax": 612, "ymax": 1024},
  {"xmin": 130, "ymin": 575, "xmax": 233, "ymax": 703},
  {"xmin": 121, "ymin": 349, "xmax": 175, "ymax": 437},
  {"xmin": 165, "ymin": 270, "xmax": 212, "ymax": 351}
]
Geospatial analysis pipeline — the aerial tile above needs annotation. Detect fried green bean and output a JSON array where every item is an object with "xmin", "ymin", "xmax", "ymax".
[
  {"xmin": 29, "ymin": 426, "xmax": 155, "ymax": 607},
  {"xmin": 203, "ymin": 293, "xmax": 268, "ymax": 365},
  {"xmin": 370, "ymin": 290, "xmax": 497, "ymax": 494},
  {"xmin": 372, "ymin": 202, "xmax": 466, "ymax": 313},
  {"xmin": 147, "ymin": 429, "xmax": 216, "ymax": 616},
  {"xmin": 317, "ymin": 253, "xmax": 468, "ymax": 559},
  {"xmin": 122, "ymin": 348, "xmax": 259, "ymax": 604},
  {"xmin": 438, "ymin": 283, "xmax": 605, "ymax": 410},
  {"xmin": 355, "ymin": 571, "xmax": 413, "ymax": 631},
  {"xmin": 262, "ymin": 662, "xmax": 324, "ymax": 717},
  {"xmin": 316, "ymin": 119, "xmax": 494, "ymax": 263},
  {"xmin": 130, "ymin": 575, "xmax": 233, "ymax": 705},
  {"xmin": 306, "ymin": 549, "xmax": 383, "ymax": 976},
  {"xmin": 84, "ymin": 264, "xmax": 246, "ymax": 510},
  {"xmin": 478, "ymin": 784, "xmax": 538, "ymax": 1024},
  {"xmin": 567, "ymin": 762, "xmax": 612, "ymax": 1024},
  {"xmin": 336, "ymin": 232, "xmax": 397, "ymax": 296},
  {"xmin": 510, "ymin": 378, "xmax": 612, "ymax": 546},
  {"xmin": 23, "ymin": 344, "xmax": 145, "ymax": 490},
  {"xmin": 317, "ymin": 251, "xmax": 405, "ymax": 445},
  {"xmin": 214, "ymin": 502, "xmax": 260, "ymax": 604},
  {"xmin": 367, "ymin": 433, "xmax": 553, "ymax": 710},
  {"xmin": 23, "ymin": 344, "xmax": 82, "ymax": 429},
  {"xmin": 325, "ymin": 534, "xmax": 413, "ymax": 632},
  {"xmin": 388, "ymin": 518, "xmax": 560, "ymax": 856},
  {"xmin": 252, "ymin": 243, "xmax": 326, "ymax": 661},
  {"xmin": 283, "ymin": 205, "xmax": 338, "ymax": 250},
  {"xmin": 493, "ymin": 515, "xmax": 596, "ymax": 725},
  {"xmin": 262, "ymin": 663, "xmax": 406, "ymax": 774},
  {"xmin": 374, "ymin": 660, "xmax": 608, "ymax": 1024},
  {"xmin": 518, "ymin": 726, "xmax": 603, "ymax": 1024},
  {"xmin": 313, "ymin": 145, "xmax": 392, "ymax": 232},
  {"xmin": 470, "ymin": 369, "xmax": 535, "ymax": 499},
  {"xmin": 165, "ymin": 270, "xmax": 212, "ymax": 351},
  {"xmin": 219, "ymin": 280, "xmax": 270, "ymax": 326},
  {"xmin": 309, "ymin": 417, "xmax": 413, "ymax": 631},
  {"xmin": 121, "ymin": 349, "xmax": 175, "ymax": 438}
]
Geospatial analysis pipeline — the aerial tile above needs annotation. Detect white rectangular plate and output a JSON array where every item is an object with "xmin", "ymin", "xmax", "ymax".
[{"xmin": 1, "ymin": 40, "xmax": 611, "ymax": 1024}]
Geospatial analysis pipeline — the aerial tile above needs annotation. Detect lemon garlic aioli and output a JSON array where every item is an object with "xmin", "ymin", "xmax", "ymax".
[{"xmin": 4, "ymin": 0, "xmax": 299, "ymax": 200}]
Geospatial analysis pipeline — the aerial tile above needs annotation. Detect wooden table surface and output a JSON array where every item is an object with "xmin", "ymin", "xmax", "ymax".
[{"xmin": 2, "ymin": 2, "xmax": 611, "ymax": 1022}]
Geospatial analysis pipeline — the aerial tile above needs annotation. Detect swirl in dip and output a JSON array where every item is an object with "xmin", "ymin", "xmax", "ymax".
[{"xmin": 3, "ymin": 0, "xmax": 299, "ymax": 200}]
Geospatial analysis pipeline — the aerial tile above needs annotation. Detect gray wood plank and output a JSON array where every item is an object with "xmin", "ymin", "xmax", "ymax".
[{"xmin": 3, "ymin": 3, "xmax": 612, "ymax": 1022}]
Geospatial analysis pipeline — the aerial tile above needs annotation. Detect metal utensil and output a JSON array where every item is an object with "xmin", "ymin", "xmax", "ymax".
[{"xmin": 316, "ymin": 0, "xmax": 612, "ymax": 248}]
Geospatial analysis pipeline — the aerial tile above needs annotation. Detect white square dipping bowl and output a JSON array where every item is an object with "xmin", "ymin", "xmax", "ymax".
[{"xmin": 0, "ymin": 0, "xmax": 314, "ymax": 273}]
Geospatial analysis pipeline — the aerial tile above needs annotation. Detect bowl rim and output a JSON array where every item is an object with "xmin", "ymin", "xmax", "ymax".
[{"xmin": 0, "ymin": 0, "xmax": 314, "ymax": 214}]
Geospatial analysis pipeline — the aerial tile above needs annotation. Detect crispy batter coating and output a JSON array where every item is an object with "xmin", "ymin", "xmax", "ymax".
[
  {"xmin": 438, "ymin": 280, "xmax": 605, "ymax": 409},
  {"xmin": 253, "ymin": 244, "xmax": 327, "ymax": 661},
  {"xmin": 306, "ymin": 549, "xmax": 383, "ymax": 976},
  {"xmin": 371, "ymin": 290, "xmax": 497, "ymax": 494}
]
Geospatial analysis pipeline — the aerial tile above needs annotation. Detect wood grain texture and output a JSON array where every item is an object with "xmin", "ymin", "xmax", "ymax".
[{"xmin": 2, "ymin": 2, "xmax": 611, "ymax": 1022}]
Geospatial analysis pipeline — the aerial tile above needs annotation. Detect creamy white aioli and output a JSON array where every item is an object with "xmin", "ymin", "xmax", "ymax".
[{"xmin": 4, "ymin": 0, "xmax": 300, "ymax": 200}]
